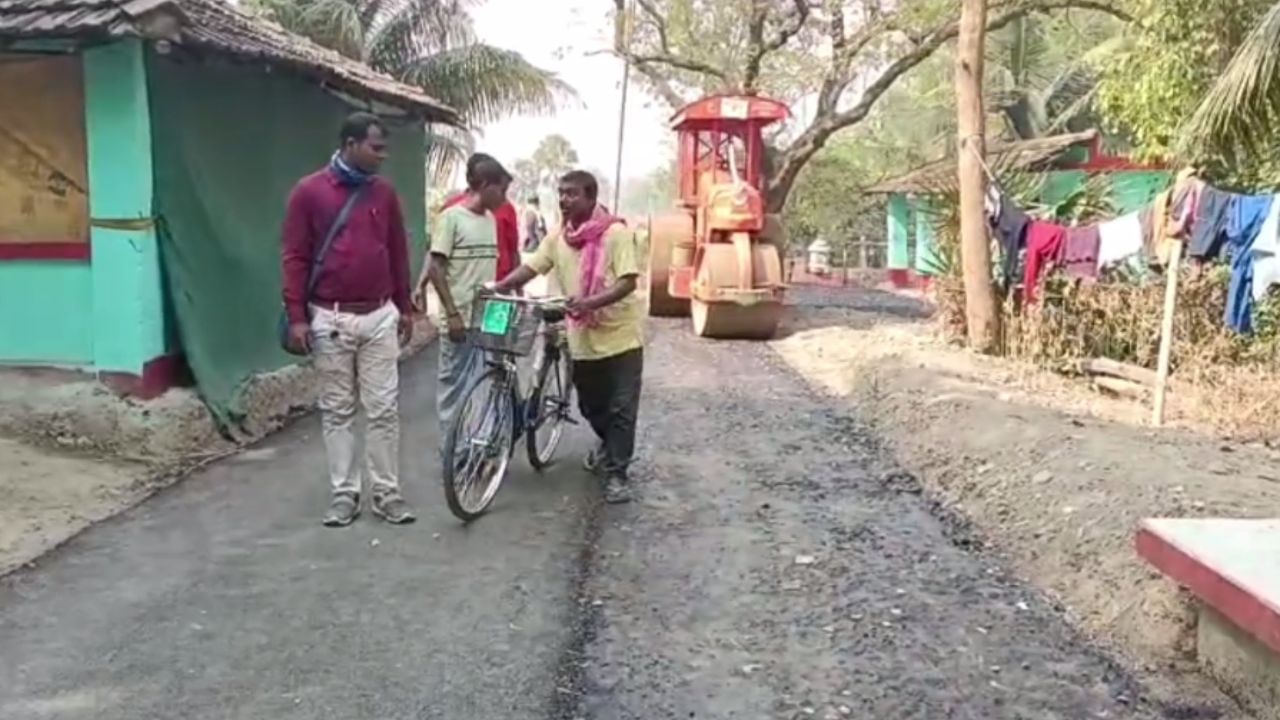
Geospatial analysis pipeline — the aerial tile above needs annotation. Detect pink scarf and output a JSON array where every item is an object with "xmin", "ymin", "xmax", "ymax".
[{"xmin": 563, "ymin": 205, "xmax": 623, "ymax": 328}]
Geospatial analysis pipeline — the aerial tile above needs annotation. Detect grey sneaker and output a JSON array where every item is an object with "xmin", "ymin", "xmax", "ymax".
[
  {"xmin": 372, "ymin": 494, "xmax": 417, "ymax": 525},
  {"xmin": 323, "ymin": 492, "xmax": 360, "ymax": 527},
  {"xmin": 603, "ymin": 476, "xmax": 632, "ymax": 505},
  {"xmin": 584, "ymin": 443, "xmax": 604, "ymax": 474}
]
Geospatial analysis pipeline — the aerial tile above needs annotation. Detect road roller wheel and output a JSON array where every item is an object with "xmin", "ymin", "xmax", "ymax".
[
  {"xmin": 647, "ymin": 212, "xmax": 693, "ymax": 317},
  {"xmin": 691, "ymin": 300, "xmax": 783, "ymax": 340}
]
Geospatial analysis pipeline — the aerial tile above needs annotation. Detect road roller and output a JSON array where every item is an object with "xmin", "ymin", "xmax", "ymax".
[{"xmin": 645, "ymin": 94, "xmax": 789, "ymax": 339}]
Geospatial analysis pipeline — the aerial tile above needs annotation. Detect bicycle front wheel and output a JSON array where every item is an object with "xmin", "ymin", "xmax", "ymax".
[
  {"xmin": 526, "ymin": 341, "xmax": 573, "ymax": 470},
  {"xmin": 442, "ymin": 367, "xmax": 516, "ymax": 522}
]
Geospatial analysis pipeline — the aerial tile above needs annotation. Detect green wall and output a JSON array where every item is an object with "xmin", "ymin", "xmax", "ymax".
[
  {"xmin": 84, "ymin": 39, "xmax": 167, "ymax": 374},
  {"xmin": 0, "ymin": 40, "xmax": 164, "ymax": 371},
  {"xmin": 887, "ymin": 193, "xmax": 910, "ymax": 270},
  {"xmin": 913, "ymin": 197, "xmax": 941, "ymax": 274},
  {"xmin": 146, "ymin": 50, "xmax": 428, "ymax": 425},
  {"xmin": 0, "ymin": 262, "xmax": 93, "ymax": 364}
]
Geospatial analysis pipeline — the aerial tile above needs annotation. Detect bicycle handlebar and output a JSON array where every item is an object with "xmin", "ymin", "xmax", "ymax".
[{"xmin": 479, "ymin": 291, "xmax": 569, "ymax": 308}]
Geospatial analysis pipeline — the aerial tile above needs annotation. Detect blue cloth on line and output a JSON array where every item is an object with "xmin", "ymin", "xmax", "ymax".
[
  {"xmin": 1189, "ymin": 185, "xmax": 1234, "ymax": 259},
  {"xmin": 1224, "ymin": 194, "xmax": 1274, "ymax": 334}
]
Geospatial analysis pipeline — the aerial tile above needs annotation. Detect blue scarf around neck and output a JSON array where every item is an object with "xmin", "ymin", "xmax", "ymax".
[{"xmin": 330, "ymin": 151, "xmax": 373, "ymax": 187}]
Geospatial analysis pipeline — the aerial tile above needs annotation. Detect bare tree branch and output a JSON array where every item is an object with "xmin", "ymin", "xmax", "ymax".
[
  {"xmin": 743, "ymin": 0, "xmax": 810, "ymax": 92},
  {"xmin": 612, "ymin": 0, "xmax": 724, "ymax": 104},
  {"xmin": 766, "ymin": 0, "xmax": 1133, "ymax": 209}
]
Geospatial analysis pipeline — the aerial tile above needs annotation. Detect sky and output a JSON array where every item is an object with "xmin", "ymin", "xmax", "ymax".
[{"xmin": 470, "ymin": 0, "xmax": 671, "ymax": 184}]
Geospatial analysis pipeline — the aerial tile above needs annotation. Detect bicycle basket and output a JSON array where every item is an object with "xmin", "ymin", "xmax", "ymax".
[{"xmin": 469, "ymin": 297, "xmax": 539, "ymax": 356}]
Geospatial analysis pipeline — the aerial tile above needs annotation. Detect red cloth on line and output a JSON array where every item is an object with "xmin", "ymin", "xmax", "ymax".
[
  {"xmin": 1022, "ymin": 221, "xmax": 1068, "ymax": 304},
  {"xmin": 281, "ymin": 169, "xmax": 411, "ymax": 324},
  {"xmin": 442, "ymin": 192, "xmax": 519, "ymax": 280}
]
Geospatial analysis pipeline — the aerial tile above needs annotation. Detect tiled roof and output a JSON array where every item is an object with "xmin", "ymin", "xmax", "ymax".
[
  {"xmin": 864, "ymin": 130, "xmax": 1100, "ymax": 194},
  {"xmin": 0, "ymin": 0, "xmax": 459, "ymax": 122}
]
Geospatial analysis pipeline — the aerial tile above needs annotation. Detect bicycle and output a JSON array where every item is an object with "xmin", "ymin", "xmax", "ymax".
[{"xmin": 441, "ymin": 292, "xmax": 575, "ymax": 522}]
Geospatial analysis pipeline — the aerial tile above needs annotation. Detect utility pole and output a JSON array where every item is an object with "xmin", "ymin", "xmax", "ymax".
[
  {"xmin": 954, "ymin": 0, "xmax": 999, "ymax": 352},
  {"xmin": 612, "ymin": 0, "xmax": 635, "ymax": 213}
]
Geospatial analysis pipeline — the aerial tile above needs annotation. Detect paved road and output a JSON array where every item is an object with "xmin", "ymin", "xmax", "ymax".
[
  {"xmin": 0, "ymin": 299, "xmax": 1219, "ymax": 720},
  {"xmin": 0, "ymin": 351, "xmax": 597, "ymax": 720}
]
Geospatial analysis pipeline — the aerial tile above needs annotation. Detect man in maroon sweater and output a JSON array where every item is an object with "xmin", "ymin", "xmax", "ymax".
[{"xmin": 281, "ymin": 112, "xmax": 416, "ymax": 527}]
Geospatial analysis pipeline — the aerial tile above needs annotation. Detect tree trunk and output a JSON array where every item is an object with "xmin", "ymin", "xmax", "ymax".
[{"xmin": 954, "ymin": 0, "xmax": 1000, "ymax": 353}]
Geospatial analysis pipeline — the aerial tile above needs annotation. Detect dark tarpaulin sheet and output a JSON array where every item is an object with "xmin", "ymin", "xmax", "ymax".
[{"xmin": 147, "ymin": 51, "xmax": 428, "ymax": 429}]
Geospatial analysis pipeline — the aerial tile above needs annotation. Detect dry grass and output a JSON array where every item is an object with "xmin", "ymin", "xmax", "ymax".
[{"xmin": 937, "ymin": 267, "xmax": 1280, "ymax": 442}]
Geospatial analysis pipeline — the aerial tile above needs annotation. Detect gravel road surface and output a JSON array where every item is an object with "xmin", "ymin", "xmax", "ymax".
[{"xmin": 0, "ymin": 298, "xmax": 1211, "ymax": 720}]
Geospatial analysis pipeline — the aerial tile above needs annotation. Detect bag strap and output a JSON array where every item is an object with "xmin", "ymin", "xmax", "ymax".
[{"xmin": 304, "ymin": 185, "xmax": 367, "ymax": 301}]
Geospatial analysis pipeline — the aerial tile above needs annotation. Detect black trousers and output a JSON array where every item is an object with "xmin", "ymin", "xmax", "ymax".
[{"xmin": 572, "ymin": 347, "xmax": 643, "ymax": 480}]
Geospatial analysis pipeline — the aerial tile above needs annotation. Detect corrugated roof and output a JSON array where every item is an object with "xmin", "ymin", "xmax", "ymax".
[
  {"xmin": 863, "ymin": 129, "xmax": 1099, "ymax": 194},
  {"xmin": 0, "ymin": 0, "xmax": 459, "ymax": 123}
]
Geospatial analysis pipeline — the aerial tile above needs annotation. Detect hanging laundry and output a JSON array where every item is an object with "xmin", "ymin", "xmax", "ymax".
[
  {"xmin": 984, "ymin": 185, "xmax": 1001, "ymax": 220},
  {"xmin": 1248, "ymin": 195, "xmax": 1280, "ymax": 303},
  {"xmin": 1173, "ymin": 178, "xmax": 1204, "ymax": 236},
  {"xmin": 1223, "ymin": 194, "xmax": 1274, "ymax": 333},
  {"xmin": 1023, "ymin": 221, "xmax": 1068, "ymax": 303},
  {"xmin": 1097, "ymin": 212, "xmax": 1144, "ymax": 268},
  {"xmin": 1145, "ymin": 187, "xmax": 1173, "ymax": 262},
  {"xmin": 1156, "ymin": 176, "xmax": 1203, "ymax": 265},
  {"xmin": 989, "ymin": 196, "xmax": 1030, "ymax": 290},
  {"xmin": 1188, "ymin": 185, "xmax": 1233, "ymax": 259},
  {"xmin": 1062, "ymin": 225, "xmax": 1100, "ymax": 279},
  {"xmin": 1145, "ymin": 169, "xmax": 1198, "ymax": 265}
]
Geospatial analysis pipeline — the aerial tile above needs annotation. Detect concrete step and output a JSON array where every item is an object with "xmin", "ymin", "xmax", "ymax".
[{"xmin": 1137, "ymin": 518, "xmax": 1280, "ymax": 718}]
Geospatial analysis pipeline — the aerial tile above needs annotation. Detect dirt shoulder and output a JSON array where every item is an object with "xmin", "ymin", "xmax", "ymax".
[
  {"xmin": 0, "ymin": 438, "xmax": 152, "ymax": 576},
  {"xmin": 0, "ymin": 320, "xmax": 438, "ymax": 576},
  {"xmin": 772, "ymin": 285, "xmax": 1275, "ymax": 716}
]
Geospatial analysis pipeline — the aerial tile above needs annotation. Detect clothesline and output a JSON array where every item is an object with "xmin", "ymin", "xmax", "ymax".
[{"xmin": 983, "ymin": 168, "xmax": 1280, "ymax": 335}]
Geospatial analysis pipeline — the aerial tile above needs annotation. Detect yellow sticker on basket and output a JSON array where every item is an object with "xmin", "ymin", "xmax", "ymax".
[{"xmin": 480, "ymin": 299, "xmax": 514, "ymax": 335}]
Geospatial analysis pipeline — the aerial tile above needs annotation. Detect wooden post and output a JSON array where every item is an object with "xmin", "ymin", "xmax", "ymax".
[
  {"xmin": 954, "ymin": 0, "xmax": 999, "ymax": 352},
  {"xmin": 1152, "ymin": 240, "xmax": 1183, "ymax": 427}
]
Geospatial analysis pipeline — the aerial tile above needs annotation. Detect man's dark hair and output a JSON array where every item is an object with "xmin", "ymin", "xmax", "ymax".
[
  {"xmin": 560, "ymin": 170, "xmax": 598, "ymax": 201},
  {"xmin": 339, "ymin": 112, "xmax": 385, "ymax": 145},
  {"xmin": 465, "ymin": 153, "xmax": 496, "ymax": 180},
  {"xmin": 469, "ymin": 157, "xmax": 512, "ymax": 190}
]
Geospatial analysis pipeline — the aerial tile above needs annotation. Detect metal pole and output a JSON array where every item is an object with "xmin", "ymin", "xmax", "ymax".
[{"xmin": 612, "ymin": 0, "xmax": 634, "ymax": 213}]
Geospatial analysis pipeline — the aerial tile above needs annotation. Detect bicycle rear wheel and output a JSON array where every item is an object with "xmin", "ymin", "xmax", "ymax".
[
  {"xmin": 526, "ymin": 340, "xmax": 573, "ymax": 470},
  {"xmin": 442, "ymin": 367, "xmax": 516, "ymax": 522}
]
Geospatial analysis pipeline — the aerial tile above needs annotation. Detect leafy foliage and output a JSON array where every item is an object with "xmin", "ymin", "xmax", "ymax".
[
  {"xmin": 246, "ymin": 0, "xmax": 572, "ymax": 175},
  {"xmin": 608, "ymin": 0, "xmax": 1133, "ymax": 211},
  {"xmin": 1179, "ymin": 2, "xmax": 1280, "ymax": 172},
  {"xmin": 1096, "ymin": 0, "xmax": 1273, "ymax": 165},
  {"xmin": 508, "ymin": 134, "xmax": 580, "ymax": 210}
]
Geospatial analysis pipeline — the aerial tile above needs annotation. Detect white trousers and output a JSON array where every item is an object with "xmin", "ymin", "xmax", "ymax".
[{"xmin": 310, "ymin": 302, "xmax": 402, "ymax": 498}]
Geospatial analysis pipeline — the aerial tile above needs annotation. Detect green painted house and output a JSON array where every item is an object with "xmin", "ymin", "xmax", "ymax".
[
  {"xmin": 865, "ymin": 130, "xmax": 1169, "ymax": 288},
  {"xmin": 0, "ymin": 0, "xmax": 457, "ymax": 425}
]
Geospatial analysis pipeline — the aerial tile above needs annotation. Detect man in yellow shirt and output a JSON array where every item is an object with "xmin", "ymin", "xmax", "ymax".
[{"xmin": 490, "ymin": 170, "xmax": 643, "ymax": 504}]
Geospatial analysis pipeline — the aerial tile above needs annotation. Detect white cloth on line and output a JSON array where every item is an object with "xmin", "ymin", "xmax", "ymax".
[
  {"xmin": 1097, "ymin": 212, "xmax": 1144, "ymax": 268},
  {"xmin": 1251, "ymin": 194, "xmax": 1280, "ymax": 301}
]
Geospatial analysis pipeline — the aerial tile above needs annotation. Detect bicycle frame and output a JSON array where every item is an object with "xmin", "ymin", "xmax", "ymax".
[{"xmin": 473, "ymin": 293, "xmax": 570, "ymax": 451}]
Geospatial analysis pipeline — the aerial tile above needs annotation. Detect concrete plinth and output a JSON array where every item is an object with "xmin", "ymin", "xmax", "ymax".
[{"xmin": 1198, "ymin": 605, "xmax": 1280, "ymax": 719}]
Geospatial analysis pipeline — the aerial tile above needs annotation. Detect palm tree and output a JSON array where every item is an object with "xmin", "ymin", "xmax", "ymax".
[
  {"xmin": 246, "ymin": 0, "xmax": 574, "ymax": 174},
  {"xmin": 987, "ymin": 13, "xmax": 1125, "ymax": 140},
  {"xmin": 1179, "ymin": 2, "xmax": 1280, "ymax": 159}
]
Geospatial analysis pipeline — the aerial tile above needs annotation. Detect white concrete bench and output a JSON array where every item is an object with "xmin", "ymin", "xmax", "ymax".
[{"xmin": 1137, "ymin": 518, "xmax": 1280, "ymax": 717}]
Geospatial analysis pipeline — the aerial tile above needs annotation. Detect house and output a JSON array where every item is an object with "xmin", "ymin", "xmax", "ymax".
[
  {"xmin": 864, "ymin": 130, "xmax": 1168, "ymax": 288},
  {"xmin": 0, "ymin": 0, "xmax": 458, "ymax": 426}
]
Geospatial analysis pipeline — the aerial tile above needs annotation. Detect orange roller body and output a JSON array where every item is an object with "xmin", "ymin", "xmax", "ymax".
[{"xmin": 645, "ymin": 94, "xmax": 790, "ymax": 339}]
